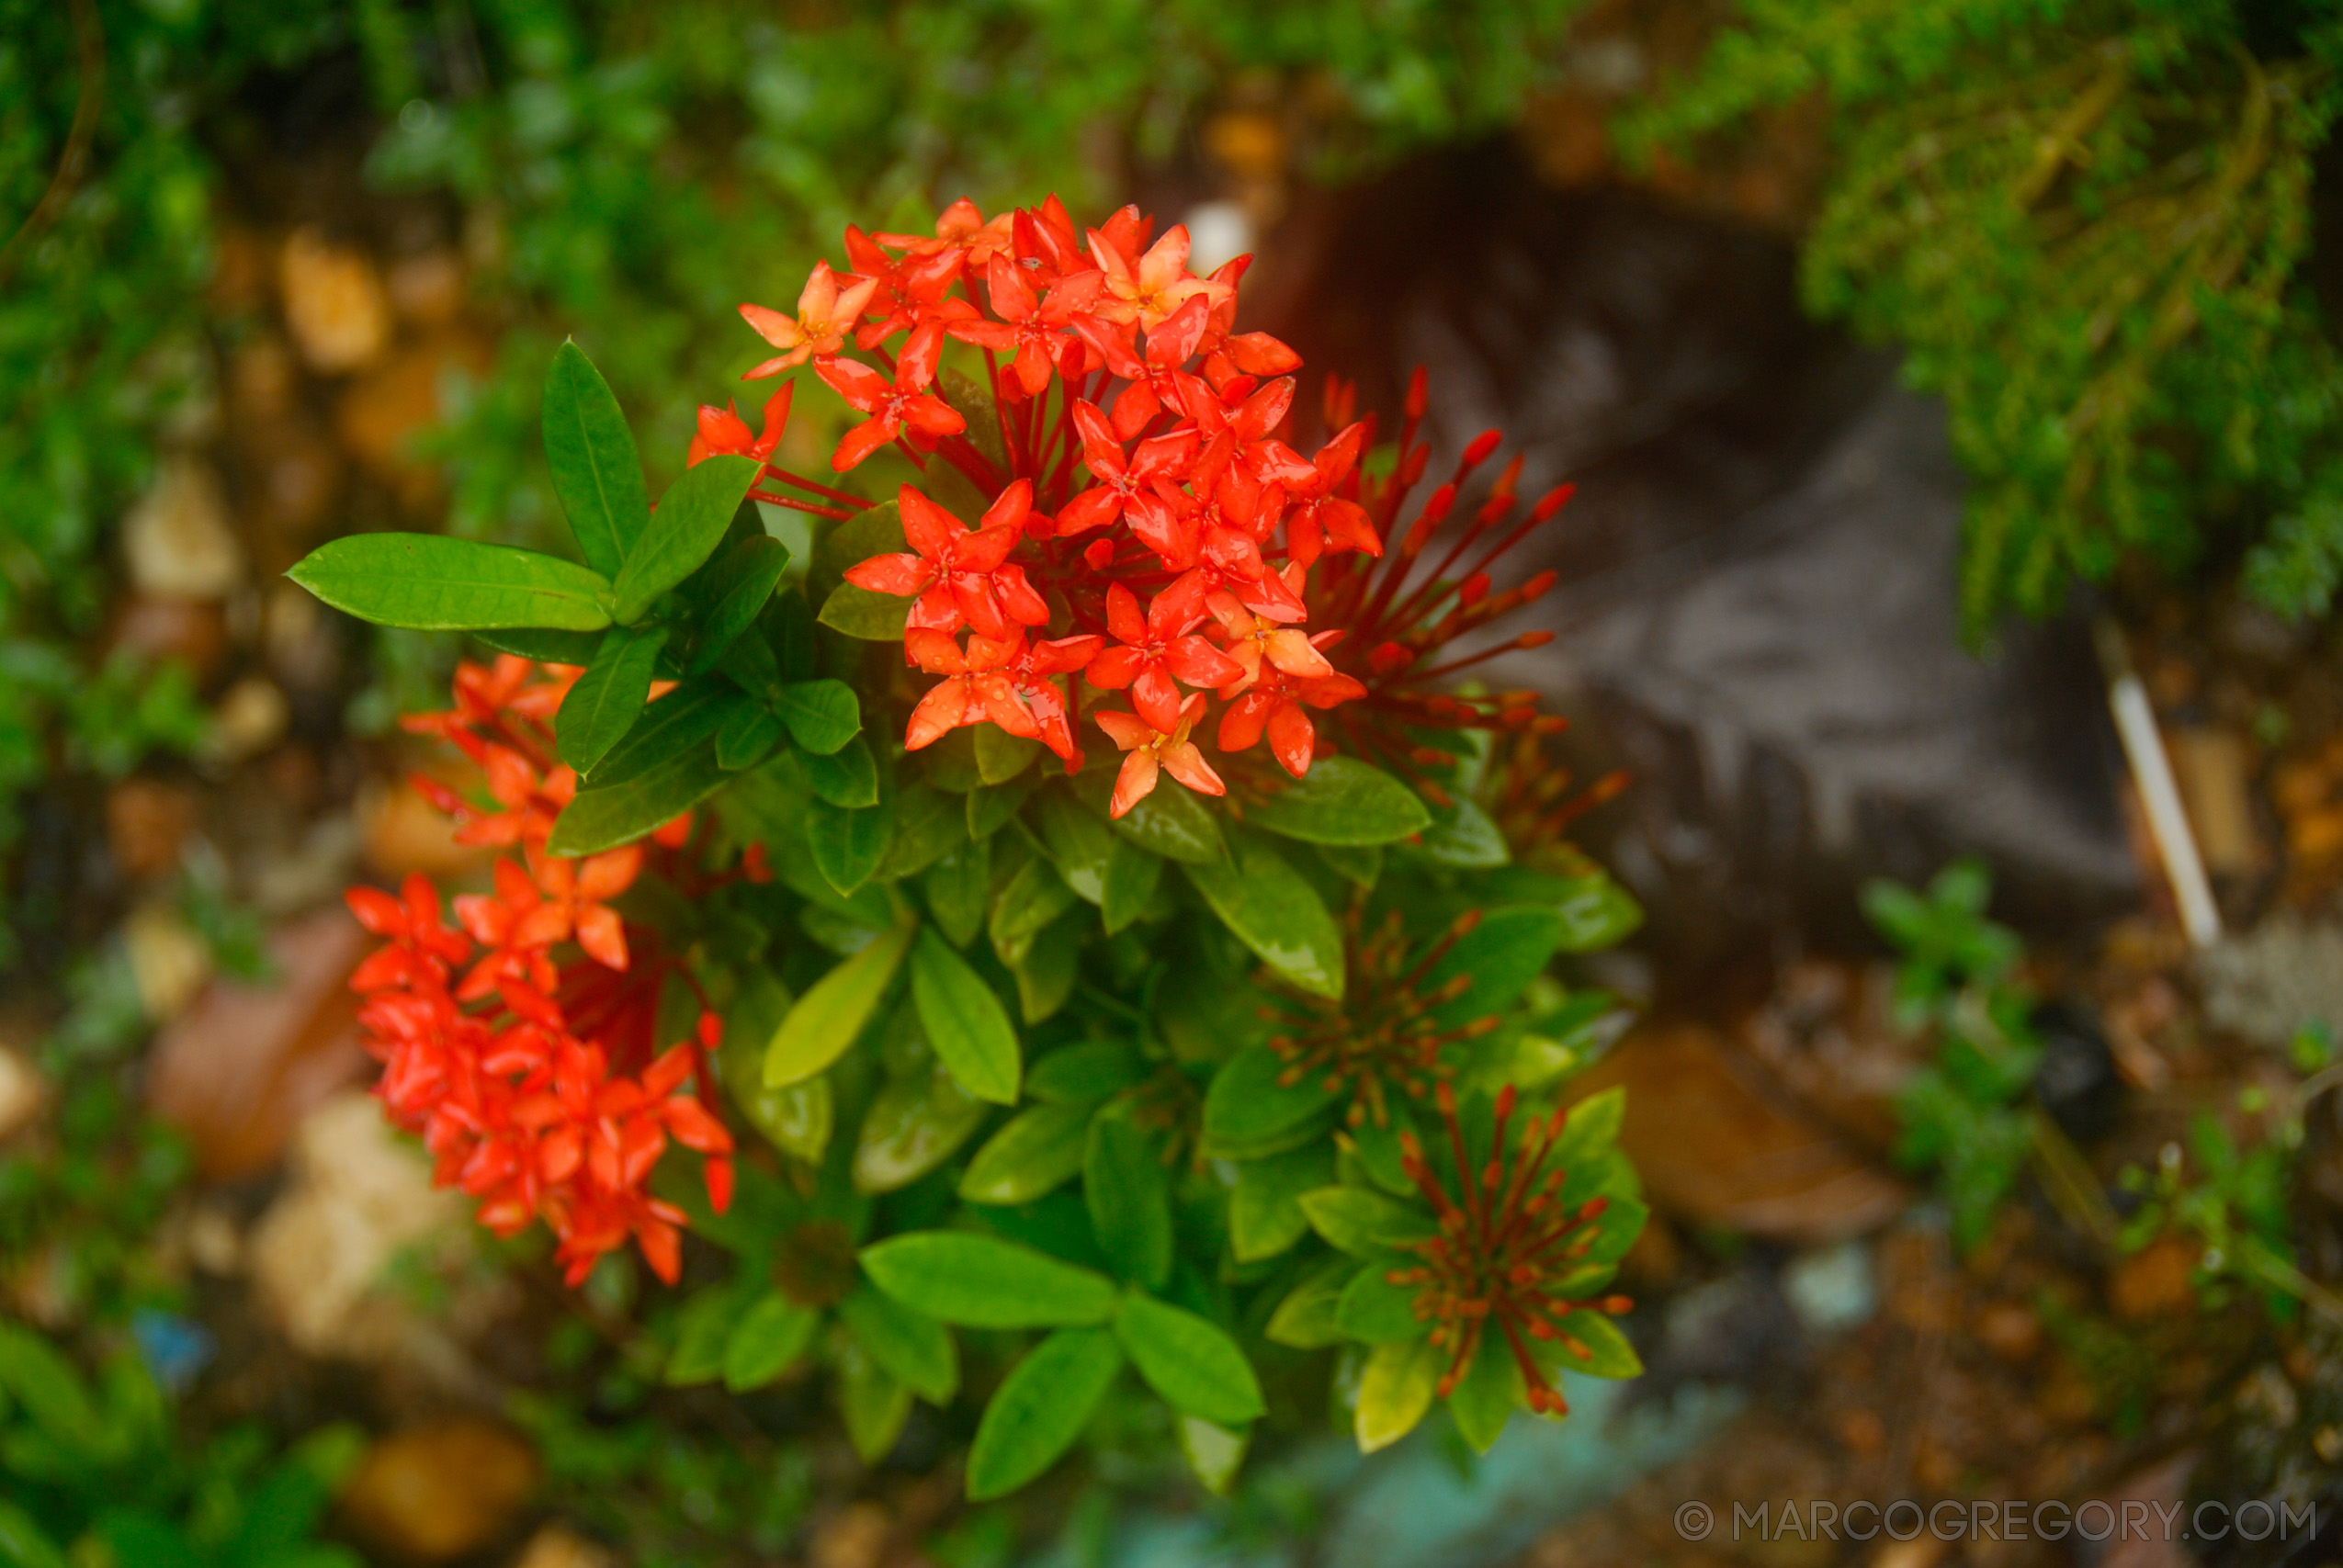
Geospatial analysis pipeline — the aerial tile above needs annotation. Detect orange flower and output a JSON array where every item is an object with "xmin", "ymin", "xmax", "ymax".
[{"xmin": 1096, "ymin": 693, "xmax": 1224, "ymax": 818}]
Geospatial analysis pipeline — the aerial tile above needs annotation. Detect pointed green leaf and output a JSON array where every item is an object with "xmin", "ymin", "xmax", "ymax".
[
  {"xmin": 1072, "ymin": 767, "xmax": 1226, "ymax": 863},
  {"xmin": 911, "ymin": 928, "xmax": 1021, "ymax": 1104},
  {"xmin": 1413, "ymin": 798, "xmax": 1509, "ymax": 867},
  {"xmin": 878, "ymin": 779, "xmax": 967, "ymax": 880},
  {"xmin": 809, "ymin": 500, "xmax": 905, "ymax": 592},
  {"xmin": 1445, "ymin": 1335, "xmax": 1522, "ymax": 1452},
  {"xmin": 922, "ymin": 840, "xmax": 990, "ymax": 947},
  {"xmin": 803, "ymin": 735, "xmax": 878, "ymax": 807},
  {"xmin": 717, "ymin": 702, "xmax": 785, "ymax": 771},
  {"xmin": 1177, "ymin": 1415, "xmax": 1250, "ymax": 1497},
  {"xmin": 974, "ymin": 723, "xmax": 1040, "ymax": 784},
  {"xmin": 775, "ymin": 679, "xmax": 862, "ymax": 754},
  {"xmin": 668, "ymin": 1286, "xmax": 754, "ymax": 1385},
  {"xmin": 1085, "ymin": 1111, "xmax": 1172, "ymax": 1291},
  {"xmin": 1552, "ymin": 871, "xmax": 1644, "ymax": 952},
  {"xmin": 1230, "ymin": 1143, "xmax": 1335, "ymax": 1262},
  {"xmin": 852, "ymin": 1064, "xmax": 987, "ymax": 1194},
  {"xmin": 1548, "ymin": 1308, "xmax": 1643, "ymax": 1379},
  {"xmin": 1299, "ymin": 1186, "xmax": 1438, "ymax": 1257},
  {"xmin": 1426, "ymin": 906, "xmax": 1564, "ymax": 1028},
  {"xmin": 1183, "ymin": 836, "xmax": 1344, "ymax": 1000},
  {"xmin": 686, "ymin": 535, "xmax": 791, "ymax": 675},
  {"xmin": 558, "ymin": 623, "xmax": 666, "ymax": 773},
  {"xmin": 809, "ymin": 795, "xmax": 891, "ymax": 897},
  {"xmin": 1032, "ymin": 785, "xmax": 1112, "ymax": 903},
  {"xmin": 839, "ymin": 1284, "xmax": 960, "ymax": 1404},
  {"xmin": 837, "ymin": 1338, "xmax": 913, "ymax": 1463},
  {"xmin": 1027, "ymin": 1042, "xmax": 1147, "ymax": 1104},
  {"xmin": 0, "ymin": 1501, "xmax": 68, "ymax": 1568},
  {"xmin": 818, "ymin": 583, "xmax": 912, "ymax": 639},
  {"xmin": 1114, "ymin": 1292, "xmax": 1265, "ymax": 1426},
  {"xmin": 1101, "ymin": 837, "xmax": 1162, "ymax": 933},
  {"xmin": 471, "ymin": 626, "xmax": 603, "ymax": 664},
  {"xmin": 1265, "ymin": 1257, "xmax": 1360, "ymax": 1348},
  {"xmin": 547, "ymin": 739, "xmax": 728, "ymax": 855},
  {"xmin": 967, "ymin": 772, "xmax": 1037, "ymax": 839},
  {"xmin": 1356, "ymin": 1337, "xmax": 1442, "ymax": 1452},
  {"xmin": 989, "ymin": 854, "xmax": 1077, "ymax": 968},
  {"xmin": 722, "ymin": 1292, "xmax": 818, "ymax": 1391},
  {"xmin": 289, "ymin": 535, "xmax": 612, "ymax": 630},
  {"xmin": 613, "ymin": 454, "xmax": 759, "ymax": 623},
  {"xmin": 1316, "ymin": 841, "xmax": 1384, "ymax": 886},
  {"xmin": 1202, "ymin": 1044, "xmax": 1338, "ymax": 1158},
  {"xmin": 858, "ymin": 1232, "xmax": 1118, "ymax": 1328},
  {"xmin": 582, "ymin": 680, "xmax": 735, "ymax": 786},
  {"xmin": 966, "ymin": 1327, "xmax": 1124, "ymax": 1500},
  {"xmin": 542, "ymin": 339, "xmax": 649, "ymax": 578},
  {"xmin": 959, "ymin": 1102, "xmax": 1094, "ymax": 1204},
  {"xmin": 764, "ymin": 917, "xmax": 915, "ymax": 1087},
  {"xmin": 1248, "ymin": 758, "xmax": 1432, "ymax": 845}
]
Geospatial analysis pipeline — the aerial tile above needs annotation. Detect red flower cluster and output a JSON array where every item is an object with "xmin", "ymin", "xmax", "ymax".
[
  {"xmin": 350, "ymin": 657, "xmax": 736, "ymax": 1285},
  {"xmin": 697, "ymin": 197, "xmax": 1579, "ymax": 818}
]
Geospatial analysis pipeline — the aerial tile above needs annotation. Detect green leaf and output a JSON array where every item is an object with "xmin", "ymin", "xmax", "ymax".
[
  {"xmin": 686, "ymin": 535, "xmax": 791, "ymax": 674},
  {"xmin": 911, "ymin": 928, "xmax": 1022, "ymax": 1104},
  {"xmin": 1013, "ymin": 912, "xmax": 1081, "ymax": 1023},
  {"xmin": 989, "ymin": 854, "xmax": 1077, "ymax": 968},
  {"xmin": 1413, "ymin": 797, "xmax": 1510, "ymax": 867},
  {"xmin": 852, "ymin": 1064, "xmax": 987, "ymax": 1193},
  {"xmin": 975, "ymin": 723, "xmax": 1041, "ymax": 784},
  {"xmin": 557, "ymin": 623, "xmax": 666, "ymax": 773},
  {"xmin": 547, "ymin": 738, "xmax": 728, "ymax": 855},
  {"xmin": 1183, "ymin": 836, "xmax": 1344, "ymax": 1000},
  {"xmin": 776, "ymin": 679, "xmax": 862, "ymax": 754},
  {"xmin": 1425, "ymin": 906, "xmax": 1565, "ymax": 1028},
  {"xmin": 1265, "ymin": 1257, "xmax": 1359, "ymax": 1348},
  {"xmin": 1202, "ymin": 1045, "xmax": 1338, "ymax": 1158},
  {"xmin": 959, "ymin": 1102, "xmax": 1094, "ymax": 1204},
  {"xmin": 837, "ymin": 1340, "xmax": 913, "ymax": 1464},
  {"xmin": 723, "ymin": 1292, "xmax": 819, "ymax": 1391},
  {"xmin": 581, "ymin": 679, "xmax": 734, "ymax": 785},
  {"xmin": 859, "ymin": 1232, "xmax": 1119, "ymax": 1328},
  {"xmin": 941, "ymin": 370, "xmax": 1009, "ymax": 473},
  {"xmin": 470, "ymin": 626, "xmax": 603, "ymax": 664},
  {"xmin": 764, "ymin": 917, "xmax": 916, "ymax": 1087},
  {"xmin": 717, "ymin": 702, "xmax": 785, "ymax": 771},
  {"xmin": 839, "ymin": 1284, "xmax": 959, "ymax": 1404},
  {"xmin": 1085, "ymin": 1111, "xmax": 1172, "ymax": 1291},
  {"xmin": 1081, "ymin": 769, "xmax": 1227, "ymax": 863},
  {"xmin": 1101, "ymin": 837, "xmax": 1163, "ymax": 933},
  {"xmin": 1248, "ymin": 758, "xmax": 1432, "ymax": 845},
  {"xmin": 878, "ymin": 780, "xmax": 968, "ymax": 880},
  {"xmin": 1356, "ymin": 1337, "xmax": 1442, "ymax": 1452},
  {"xmin": 1114, "ymin": 1292, "xmax": 1265, "ymax": 1426},
  {"xmin": 804, "ymin": 735, "xmax": 879, "ymax": 807},
  {"xmin": 922, "ymin": 840, "xmax": 990, "ymax": 947},
  {"xmin": 1551, "ymin": 871, "xmax": 1645, "ymax": 952},
  {"xmin": 0, "ymin": 1501, "xmax": 68, "ymax": 1568},
  {"xmin": 810, "ymin": 500, "xmax": 906, "ymax": 592},
  {"xmin": 1336, "ymin": 1269, "xmax": 1425, "ymax": 1344},
  {"xmin": 1230, "ymin": 1143, "xmax": 1335, "ymax": 1262},
  {"xmin": 1316, "ymin": 841, "xmax": 1384, "ymax": 886},
  {"xmin": 1027, "ymin": 1042, "xmax": 1147, "ymax": 1104},
  {"xmin": 1299, "ymin": 1186, "xmax": 1438, "ymax": 1256},
  {"xmin": 1177, "ymin": 1415, "xmax": 1250, "ymax": 1497},
  {"xmin": 967, "ymin": 773, "xmax": 1037, "ymax": 839},
  {"xmin": 613, "ymin": 454, "xmax": 759, "ymax": 623},
  {"xmin": 819, "ymin": 582, "xmax": 912, "ymax": 639},
  {"xmin": 1548, "ymin": 1309, "xmax": 1643, "ymax": 1379},
  {"xmin": 1032, "ymin": 785, "xmax": 1113, "ymax": 903},
  {"xmin": 966, "ymin": 1327, "xmax": 1124, "ymax": 1501},
  {"xmin": 542, "ymin": 339, "xmax": 650, "ymax": 578},
  {"xmin": 809, "ymin": 795, "xmax": 891, "ymax": 897},
  {"xmin": 668, "ymin": 1286, "xmax": 753, "ymax": 1385},
  {"xmin": 1446, "ymin": 1335, "xmax": 1522, "ymax": 1453},
  {"xmin": 288, "ymin": 535, "xmax": 613, "ymax": 631}
]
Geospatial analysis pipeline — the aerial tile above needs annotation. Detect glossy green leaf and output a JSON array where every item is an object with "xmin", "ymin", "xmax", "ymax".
[
  {"xmin": 776, "ymin": 679, "xmax": 862, "ymax": 754},
  {"xmin": 1549, "ymin": 1309, "xmax": 1643, "ymax": 1379},
  {"xmin": 1230, "ymin": 1143, "xmax": 1334, "ymax": 1262},
  {"xmin": 989, "ymin": 854, "xmax": 1077, "ymax": 968},
  {"xmin": 818, "ymin": 582, "xmax": 912, "ymax": 639},
  {"xmin": 922, "ymin": 840, "xmax": 990, "ymax": 947},
  {"xmin": 1336, "ymin": 1269, "xmax": 1425, "ymax": 1344},
  {"xmin": 557, "ymin": 623, "xmax": 666, "ymax": 773},
  {"xmin": 717, "ymin": 701, "xmax": 785, "ymax": 771},
  {"xmin": 1551, "ymin": 871, "xmax": 1645, "ymax": 951},
  {"xmin": 0, "ymin": 1501, "xmax": 68, "ymax": 1568},
  {"xmin": 686, "ymin": 535, "xmax": 791, "ymax": 674},
  {"xmin": 1202, "ymin": 1045, "xmax": 1338, "ymax": 1158},
  {"xmin": 1299, "ymin": 1186, "xmax": 1439, "ymax": 1256},
  {"xmin": 837, "ymin": 1338, "xmax": 913, "ymax": 1463},
  {"xmin": 966, "ymin": 772, "xmax": 1037, "ymax": 839},
  {"xmin": 810, "ymin": 499, "xmax": 905, "ymax": 591},
  {"xmin": 974, "ymin": 723, "xmax": 1040, "ymax": 784},
  {"xmin": 719, "ymin": 978, "xmax": 834, "ymax": 1162},
  {"xmin": 838, "ymin": 1284, "xmax": 959, "ymax": 1404},
  {"xmin": 940, "ymin": 370, "xmax": 1008, "ymax": 472},
  {"xmin": 959, "ymin": 1101, "xmax": 1092, "ymax": 1204},
  {"xmin": 541, "ymin": 339, "xmax": 649, "ymax": 577},
  {"xmin": 613, "ymin": 454, "xmax": 759, "ymax": 623},
  {"xmin": 1446, "ymin": 1334, "xmax": 1523, "ymax": 1453},
  {"xmin": 1265, "ymin": 1257, "xmax": 1359, "ymax": 1348},
  {"xmin": 852, "ymin": 1064, "xmax": 987, "ymax": 1193},
  {"xmin": 1183, "ymin": 837, "xmax": 1344, "ymax": 1000},
  {"xmin": 1027, "ymin": 1042, "xmax": 1147, "ymax": 1104},
  {"xmin": 1355, "ymin": 1337, "xmax": 1442, "ymax": 1452},
  {"xmin": 470, "ymin": 626, "xmax": 602, "ymax": 664},
  {"xmin": 764, "ymin": 917, "xmax": 915, "ymax": 1087},
  {"xmin": 546, "ymin": 738, "xmax": 728, "ymax": 855},
  {"xmin": 1085, "ymin": 1111, "xmax": 1172, "ymax": 1290},
  {"xmin": 1100, "ymin": 836, "xmax": 1163, "ymax": 933},
  {"xmin": 859, "ymin": 1232, "xmax": 1118, "ymax": 1328},
  {"xmin": 722, "ymin": 1292, "xmax": 819, "ymax": 1391},
  {"xmin": 809, "ymin": 794, "xmax": 891, "ymax": 897},
  {"xmin": 801, "ymin": 734, "xmax": 878, "ymax": 807},
  {"xmin": 1013, "ymin": 909, "xmax": 1081, "ymax": 1023},
  {"xmin": 1316, "ymin": 841, "xmax": 1384, "ymax": 886},
  {"xmin": 1076, "ymin": 768, "xmax": 1227, "ymax": 863},
  {"xmin": 919, "ymin": 728, "xmax": 985, "ymax": 792},
  {"xmin": 1248, "ymin": 757, "xmax": 1432, "ymax": 845},
  {"xmin": 911, "ymin": 928, "xmax": 1022, "ymax": 1104},
  {"xmin": 877, "ymin": 780, "xmax": 967, "ymax": 879},
  {"xmin": 1413, "ymin": 797, "xmax": 1510, "ymax": 867},
  {"xmin": 580, "ymin": 680, "xmax": 734, "ymax": 786},
  {"xmin": 1032, "ymin": 785, "xmax": 1112, "ymax": 903},
  {"xmin": 289, "ymin": 534, "xmax": 612, "ymax": 631},
  {"xmin": 1114, "ymin": 1292, "xmax": 1265, "ymax": 1426},
  {"xmin": 965, "ymin": 1327, "xmax": 1124, "ymax": 1501},
  {"xmin": 1426, "ymin": 905, "xmax": 1565, "ymax": 1028}
]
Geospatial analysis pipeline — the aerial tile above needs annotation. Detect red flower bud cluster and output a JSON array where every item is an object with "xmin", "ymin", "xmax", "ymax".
[
  {"xmin": 350, "ymin": 656, "xmax": 738, "ymax": 1285},
  {"xmin": 696, "ymin": 197, "xmax": 1580, "ymax": 820}
]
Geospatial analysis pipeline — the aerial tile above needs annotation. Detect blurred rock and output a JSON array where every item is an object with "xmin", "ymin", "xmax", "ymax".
[
  {"xmin": 511, "ymin": 1526, "xmax": 615, "ymax": 1568},
  {"xmin": 248, "ymin": 1092, "xmax": 467, "ymax": 1356},
  {"xmin": 335, "ymin": 329, "xmax": 492, "ymax": 508},
  {"xmin": 264, "ymin": 580, "xmax": 342, "ymax": 692},
  {"xmin": 147, "ymin": 905, "xmax": 371, "ymax": 1179},
  {"xmin": 2191, "ymin": 1336, "xmax": 2343, "ymax": 1568},
  {"xmin": 230, "ymin": 334, "xmax": 302, "ymax": 423},
  {"xmin": 209, "ymin": 223, "xmax": 276, "ymax": 315},
  {"xmin": 248, "ymin": 426, "xmax": 347, "ymax": 547},
  {"xmin": 107, "ymin": 595, "xmax": 231, "ymax": 682},
  {"xmin": 340, "ymin": 1416, "xmax": 538, "ymax": 1562},
  {"xmin": 0, "ymin": 1046, "xmax": 46, "ymax": 1142},
  {"xmin": 1572, "ymin": 1024, "xmax": 1907, "ymax": 1242},
  {"xmin": 106, "ymin": 777, "xmax": 198, "ymax": 880},
  {"xmin": 2201, "ymin": 915, "xmax": 2343, "ymax": 1050},
  {"xmin": 361, "ymin": 776, "xmax": 487, "ymax": 881},
  {"xmin": 125, "ymin": 902, "xmax": 212, "ymax": 1023},
  {"xmin": 280, "ymin": 228, "xmax": 390, "ymax": 374},
  {"xmin": 203, "ymin": 676, "xmax": 290, "ymax": 767},
  {"xmin": 121, "ymin": 457, "xmax": 243, "ymax": 601},
  {"xmin": 386, "ymin": 248, "xmax": 467, "ymax": 328}
]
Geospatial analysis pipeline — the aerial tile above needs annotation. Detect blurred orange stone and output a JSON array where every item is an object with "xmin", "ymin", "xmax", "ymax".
[
  {"xmin": 145, "ymin": 905, "xmax": 372, "ymax": 1179},
  {"xmin": 339, "ymin": 1417, "xmax": 538, "ymax": 1562},
  {"xmin": 280, "ymin": 227, "xmax": 391, "ymax": 374}
]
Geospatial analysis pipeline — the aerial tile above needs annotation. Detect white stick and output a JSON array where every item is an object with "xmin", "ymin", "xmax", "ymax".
[{"xmin": 2104, "ymin": 670, "xmax": 2222, "ymax": 948}]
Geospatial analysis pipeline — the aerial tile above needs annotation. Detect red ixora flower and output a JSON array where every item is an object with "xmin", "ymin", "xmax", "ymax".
[
  {"xmin": 722, "ymin": 196, "xmax": 1591, "ymax": 823},
  {"xmin": 344, "ymin": 660, "xmax": 756, "ymax": 1286}
]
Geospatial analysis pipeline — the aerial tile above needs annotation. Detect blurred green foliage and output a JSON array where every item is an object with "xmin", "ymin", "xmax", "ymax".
[{"xmin": 1625, "ymin": 0, "xmax": 2343, "ymax": 632}]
